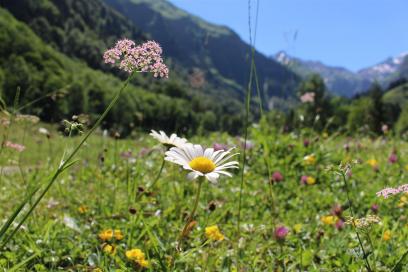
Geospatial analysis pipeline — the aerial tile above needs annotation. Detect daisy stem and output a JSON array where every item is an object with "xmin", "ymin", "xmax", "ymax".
[
  {"xmin": 149, "ymin": 157, "xmax": 165, "ymax": 189},
  {"xmin": 177, "ymin": 176, "xmax": 204, "ymax": 248}
]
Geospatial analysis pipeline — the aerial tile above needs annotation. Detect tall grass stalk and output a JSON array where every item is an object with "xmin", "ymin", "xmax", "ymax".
[
  {"xmin": 340, "ymin": 171, "xmax": 373, "ymax": 271},
  {"xmin": 236, "ymin": 0, "xmax": 260, "ymax": 268},
  {"xmin": 0, "ymin": 72, "xmax": 135, "ymax": 249},
  {"xmin": 392, "ymin": 249, "xmax": 408, "ymax": 272}
]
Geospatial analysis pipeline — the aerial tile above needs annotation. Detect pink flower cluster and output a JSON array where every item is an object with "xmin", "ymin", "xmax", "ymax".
[
  {"xmin": 300, "ymin": 92, "xmax": 315, "ymax": 103},
  {"xmin": 103, "ymin": 39, "xmax": 169, "ymax": 78},
  {"xmin": 376, "ymin": 184, "xmax": 408, "ymax": 199},
  {"xmin": 4, "ymin": 141, "xmax": 25, "ymax": 152}
]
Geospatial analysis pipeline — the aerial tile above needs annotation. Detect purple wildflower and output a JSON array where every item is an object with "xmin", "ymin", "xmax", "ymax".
[
  {"xmin": 271, "ymin": 171, "xmax": 284, "ymax": 183},
  {"xmin": 120, "ymin": 150, "xmax": 133, "ymax": 159},
  {"xmin": 274, "ymin": 226, "xmax": 289, "ymax": 241},
  {"xmin": 331, "ymin": 204, "xmax": 343, "ymax": 217},
  {"xmin": 103, "ymin": 39, "xmax": 169, "ymax": 78},
  {"xmin": 300, "ymin": 175, "xmax": 308, "ymax": 185},
  {"xmin": 388, "ymin": 152, "xmax": 398, "ymax": 164},
  {"xmin": 213, "ymin": 143, "xmax": 228, "ymax": 151},
  {"xmin": 335, "ymin": 219, "xmax": 345, "ymax": 230},
  {"xmin": 371, "ymin": 204, "xmax": 379, "ymax": 214},
  {"xmin": 303, "ymin": 139, "xmax": 310, "ymax": 148}
]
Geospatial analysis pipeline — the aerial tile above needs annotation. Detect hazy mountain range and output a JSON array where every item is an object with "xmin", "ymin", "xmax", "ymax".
[{"xmin": 275, "ymin": 51, "xmax": 408, "ymax": 97}]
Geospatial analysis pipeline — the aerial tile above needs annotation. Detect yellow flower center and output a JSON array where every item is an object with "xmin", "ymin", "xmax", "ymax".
[{"xmin": 189, "ymin": 157, "xmax": 215, "ymax": 174}]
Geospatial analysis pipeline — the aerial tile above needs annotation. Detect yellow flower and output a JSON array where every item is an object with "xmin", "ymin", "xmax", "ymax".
[
  {"xmin": 126, "ymin": 248, "xmax": 145, "ymax": 261},
  {"xmin": 303, "ymin": 154, "xmax": 316, "ymax": 166},
  {"xmin": 397, "ymin": 195, "xmax": 408, "ymax": 208},
  {"xmin": 293, "ymin": 224, "xmax": 302, "ymax": 233},
  {"xmin": 126, "ymin": 248, "xmax": 149, "ymax": 268},
  {"xmin": 93, "ymin": 268, "xmax": 103, "ymax": 272},
  {"xmin": 138, "ymin": 259, "xmax": 149, "ymax": 268},
  {"xmin": 78, "ymin": 205, "xmax": 88, "ymax": 214},
  {"xmin": 322, "ymin": 132, "xmax": 329, "ymax": 139},
  {"xmin": 114, "ymin": 229, "xmax": 124, "ymax": 240},
  {"xmin": 99, "ymin": 229, "xmax": 113, "ymax": 241},
  {"xmin": 306, "ymin": 176, "xmax": 316, "ymax": 185},
  {"xmin": 367, "ymin": 159, "xmax": 378, "ymax": 168},
  {"xmin": 321, "ymin": 215, "xmax": 337, "ymax": 225},
  {"xmin": 383, "ymin": 230, "xmax": 391, "ymax": 241},
  {"xmin": 102, "ymin": 244, "xmax": 116, "ymax": 255},
  {"xmin": 98, "ymin": 229, "xmax": 123, "ymax": 241},
  {"xmin": 205, "ymin": 225, "xmax": 225, "ymax": 241}
]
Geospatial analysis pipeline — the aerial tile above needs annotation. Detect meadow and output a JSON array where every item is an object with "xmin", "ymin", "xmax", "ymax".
[
  {"xmin": 0, "ymin": 114, "xmax": 407, "ymax": 271},
  {"xmin": 0, "ymin": 38, "xmax": 407, "ymax": 272}
]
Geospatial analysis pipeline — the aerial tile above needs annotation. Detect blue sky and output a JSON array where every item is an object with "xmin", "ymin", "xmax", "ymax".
[{"xmin": 168, "ymin": 0, "xmax": 408, "ymax": 72}]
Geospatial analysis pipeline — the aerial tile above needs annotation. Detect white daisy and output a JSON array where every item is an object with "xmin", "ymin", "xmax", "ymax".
[
  {"xmin": 150, "ymin": 130, "xmax": 188, "ymax": 148},
  {"xmin": 165, "ymin": 143, "xmax": 239, "ymax": 183}
]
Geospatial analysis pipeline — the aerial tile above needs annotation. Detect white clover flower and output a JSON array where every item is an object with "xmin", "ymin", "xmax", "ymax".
[
  {"xmin": 150, "ymin": 130, "xmax": 188, "ymax": 148},
  {"xmin": 38, "ymin": 127, "xmax": 49, "ymax": 135},
  {"xmin": 165, "ymin": 143, "xmax": 239, "ymax": 183}
]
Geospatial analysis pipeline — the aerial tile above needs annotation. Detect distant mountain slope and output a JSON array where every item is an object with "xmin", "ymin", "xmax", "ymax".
[
  {"xmin": 275, "ymin": 51, "xmax": 371, "ymax": 97},
  {"xmin": 275, "ymin": 51, "xmax": 408, "ymax": 97},
  {"xmin": 104, "ymin": 0, "xmax": 300, "ymax": 107},
  {"xmin": 358, "ymin": 52, "xmax": 408, "ymax": 83}
]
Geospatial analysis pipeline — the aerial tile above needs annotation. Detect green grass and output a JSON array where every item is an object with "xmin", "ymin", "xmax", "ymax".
[{"xmin": 0, "ymin": 119, "xmax": 407, "ymax": 271}]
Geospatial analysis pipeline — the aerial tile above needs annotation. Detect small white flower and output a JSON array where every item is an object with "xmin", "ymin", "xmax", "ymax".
[
  {"xmin": 150, "ymin": 130, "xmax": 188, "ymax": 148},
  {"xmin": 38, "ymin": 127, "xmax": 49, "ymax": 135},
  {"xmin": 165, "ymin": 143, "xmax": 239, "ymax": 183}
]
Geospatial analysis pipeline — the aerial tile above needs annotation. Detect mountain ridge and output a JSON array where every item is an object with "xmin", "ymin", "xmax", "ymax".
[{"xmin": 275, "ymin": 51, "xmax": 408, "ymax": 97}]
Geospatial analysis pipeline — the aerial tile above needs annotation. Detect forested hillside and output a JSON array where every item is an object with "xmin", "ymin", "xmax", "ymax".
[{"xmin": 0, "ymin": 7, "xmax": 245, "ymax": 135}]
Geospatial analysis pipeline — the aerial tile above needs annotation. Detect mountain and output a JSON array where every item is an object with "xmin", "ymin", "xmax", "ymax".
[
  {"xmin": 275, "ymin": 51, "xmax": 371, "ymax": 97},
  {"xmin": 275, "ymin": 51, "xmax": 408, "ymax": 97},
  {"xmin": 358, "ymin": 52, "xmax": 408, "ymax": 83},
  {"xmin": 104, "ymin": 0, "xmax": 300, "ymax": 108}
]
